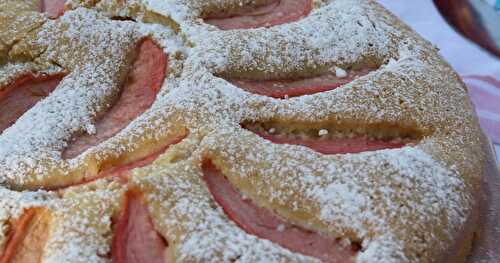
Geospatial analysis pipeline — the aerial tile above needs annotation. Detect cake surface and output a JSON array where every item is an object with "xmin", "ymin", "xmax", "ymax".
[{"xmin": 0, "ymin": 0, "xmax": 498, "ymax": 262}]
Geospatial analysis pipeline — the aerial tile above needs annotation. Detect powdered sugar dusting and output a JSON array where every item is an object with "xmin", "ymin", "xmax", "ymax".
[
  {"xmin": 197, "ymin": 124, "xmax": 472, "ymax": 261},
  {"xmin": 129, "ymin": 160, "xmax": 319, "ymax": 262},
  {"xmin": 0, "ymin": 188, "xmax": 56, "ymax": 252},
  {"xmin": 42, "ymin": 180, "xmax": 125, "ymax": 263}
]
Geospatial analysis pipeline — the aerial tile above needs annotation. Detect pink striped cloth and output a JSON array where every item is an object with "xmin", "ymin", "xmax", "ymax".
[{"xmin": 464, "ymin": 76, "xmax": 500, "ymax": 144}]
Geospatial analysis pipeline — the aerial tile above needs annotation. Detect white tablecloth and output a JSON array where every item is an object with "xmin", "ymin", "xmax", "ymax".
[{"xmin": 378, "ymin": 0, "xmax": 500, "ymax": 163}]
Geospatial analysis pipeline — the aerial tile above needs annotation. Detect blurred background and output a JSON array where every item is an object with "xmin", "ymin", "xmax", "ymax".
[{"xmin": 378, "ymin": 0, "xmax": 500, "ymax": 162}]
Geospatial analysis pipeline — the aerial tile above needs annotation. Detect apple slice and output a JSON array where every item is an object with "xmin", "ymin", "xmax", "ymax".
[
  {"xmin": 244, "ymin": 124, "xmax": 408, "ymax": 155},
  {"xmin": 63, "ymin": 39, "xmax": 167, "ymax": 160},
  {"xmin": 50, "ymin": 133, "xmax": 187, "ymax": 191},
  {"xmin": 0, "ymin": 208, "xmax": 52, "ymax": 263},
  {"xmin": 112, "ymin": 190, "xmax": 167, "ymax": 263},
  {"xmin": 0, "ymin": 74, "xmax": 63, "ymax": 134},
  {"xmin": 252, "ymin": 129, "xmax": 405, "ymax": 154},
  {"xmin": 202, "ymin": 161, "xmax": 360, "ymax": 262},
  {"xmin": 205, "ymin": 0, "xmax": 312, "ymax": 30},
  {"xmin": 226, "ymin": 68, "xmax": 373, "ymax": 99},
  {"xmin": 39, "ymin": 0, "xmax": 66, "ymax": 18}
]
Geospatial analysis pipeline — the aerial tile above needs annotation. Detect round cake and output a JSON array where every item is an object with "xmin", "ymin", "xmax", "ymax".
[{"xmin": 0, "ymin": 0, "xmax": 498, "ymax": 262}]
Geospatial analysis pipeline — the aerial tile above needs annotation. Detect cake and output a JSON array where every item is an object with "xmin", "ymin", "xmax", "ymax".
[{"xmin": 0, "ymin": 0, "xmax": 498, "ymax": 262}]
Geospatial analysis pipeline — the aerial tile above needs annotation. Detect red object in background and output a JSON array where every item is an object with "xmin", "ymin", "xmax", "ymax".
[{"xmin": 434, "ymin": 0, "xmax": 500, "ymax": 57}]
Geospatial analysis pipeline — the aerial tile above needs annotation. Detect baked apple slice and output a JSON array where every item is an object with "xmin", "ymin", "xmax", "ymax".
[
  {"xmin": 205, "ymin": 0, "xmax": 312, "ymax": 30},
  {"xmin": 0, "ymin": 74, "xmax": 63, "ymax": 134},
  {"xmin": 0, "ymin": 208, "xmax": 52, "ymax": 263},
  {"xmin": 243, "ymin": 123, "xmax": 412, "ymax": 155},
  {"xmin": 112, "ymin": 190, "xmax": 167, "ymax": 263},
  {"xmin": 203, "ymin": 161, "xmax": 360, "ymax": 262},
  {"xmin": 39, "ymin": 0, "xmax": 66, "ymax": 18},
  {"xmin": 63, "ymin": 39, "xmax": 167, "ymax": 160},
  {"xmin": 227, "ymin": 67, "xmax": 374, "ymax": 99}
]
